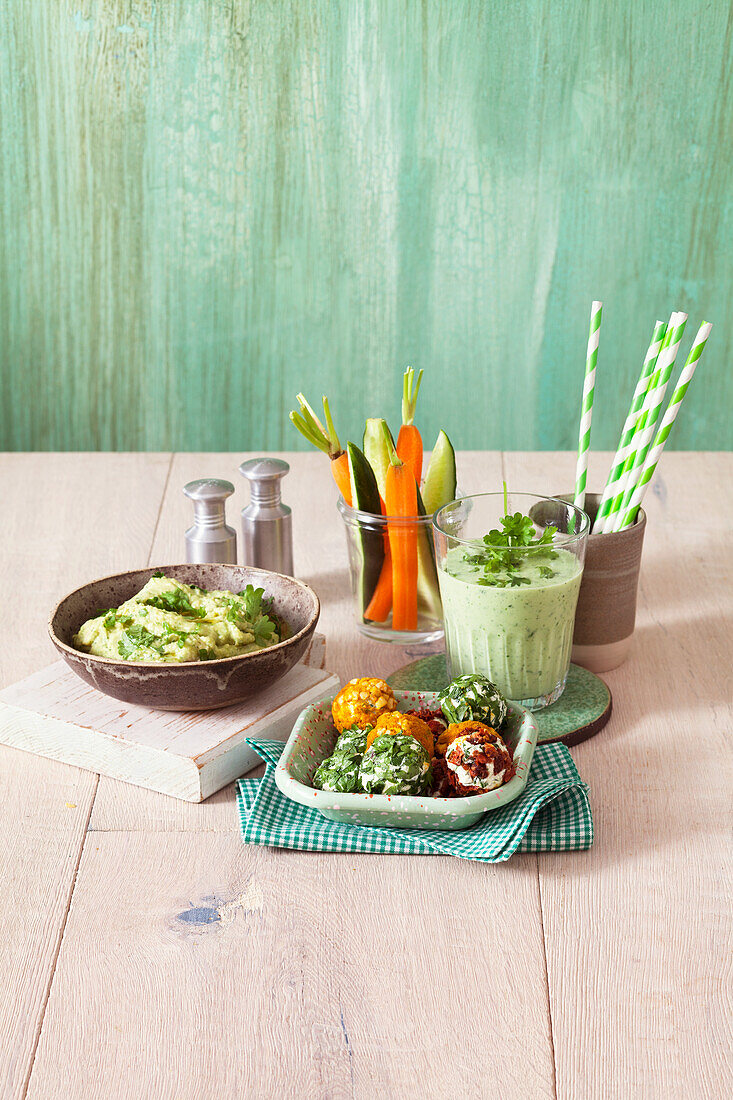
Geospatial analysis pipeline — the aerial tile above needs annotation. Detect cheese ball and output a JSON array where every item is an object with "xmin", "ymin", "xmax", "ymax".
[
  {"xmin": 366, "ymin": 711, "xmax": 434, "ymax": 757},
  {"xmin": 444, "ymin": 726, "xmax": 515, "ymax": 794},
  {"xmin": 313, "ymin": 747, "xmax": 363, "ymax": 793},
  {"xmin": 360, "ymin": 734, "xmax": 432, "ymax": 796},
  {"xmin": 335, "ymin": 724, "xmax": 372, "ymax": 754},
  {"xmin": 331, "ymin": 678, "xmax": 397, "ymax": 733},
  {"xmin": 435, "ymin": 719, "xmax": 502, "ymax": 758},
  {"xmin": 405, "ymin": 708, "xmax": 448, "ymax": 738},
  {"xmin": 438, "ymin": 674, "xmax": 508, "ymax": 730},
  {"xmin": 430, "ymin": 754, "xmax": 456, "ymax": 798}
]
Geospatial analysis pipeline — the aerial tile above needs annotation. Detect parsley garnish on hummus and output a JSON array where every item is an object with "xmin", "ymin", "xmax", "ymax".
[{"xmin": 73, "ymin": 575, "xmax": 283, "ymax": 663}]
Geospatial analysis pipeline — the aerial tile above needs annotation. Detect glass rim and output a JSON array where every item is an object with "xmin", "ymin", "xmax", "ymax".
[
  {"xmin": 337, "ymin": 496, "xmax": 436, "ymax": 527},
  {"xmin": 432, "ymin": 491, "xmax": 591, "ymax": 549}
]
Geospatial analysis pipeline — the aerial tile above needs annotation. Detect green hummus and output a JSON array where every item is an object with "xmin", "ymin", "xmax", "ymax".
[{"xmin": 73, "ymin": 574, "xmax": 282, "ymax": 663}]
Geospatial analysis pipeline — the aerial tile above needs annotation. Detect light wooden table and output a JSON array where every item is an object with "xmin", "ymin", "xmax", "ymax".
[{"xmin": 1, "ymin": 451, "xmax": 730, "ymax": 1100}]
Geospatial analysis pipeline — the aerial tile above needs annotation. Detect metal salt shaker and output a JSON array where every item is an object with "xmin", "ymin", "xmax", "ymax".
[
  {"xmin": 239, "ymin": 458, "xmax": 293, "ymax": 576},
  {"xmin": 183, "ymin": 479, "xmax": 237, "ymax": 564}
]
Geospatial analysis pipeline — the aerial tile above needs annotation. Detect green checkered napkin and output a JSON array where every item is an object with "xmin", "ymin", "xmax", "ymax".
[{"xmin": 236, "ymin": 739, "xmax": 593, "ymax": 863}]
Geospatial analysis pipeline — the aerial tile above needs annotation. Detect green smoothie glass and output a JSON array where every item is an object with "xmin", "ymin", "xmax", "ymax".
[{"xmin": 433, "ymin": 493, "xmax": 590, "ymax": 709}]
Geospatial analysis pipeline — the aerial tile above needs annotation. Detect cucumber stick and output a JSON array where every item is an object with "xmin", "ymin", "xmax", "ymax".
[
  {"xmin": 346, "ymin": 442, "xmax": 384, "ymax": 615},
  {"xmin": 363, "ymin": 418, "xmax": 394, "ymax": 502},
  {"xmin": 422, "ymin": 430, "xmax": 457, "ymax": 514}
]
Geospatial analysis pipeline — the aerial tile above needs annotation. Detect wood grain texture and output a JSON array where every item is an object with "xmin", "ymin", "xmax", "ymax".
[
  {"xmin": 2, "ymin": 451, "xmax": 731, "ymax": 1099},
  {"xmin": 0, "ymin": 452, "xmax": 170, "ymax": 1098},
  {"xmin": 0, "ymin": 659, "xmax": 339, "ymax": 801},
  {"xmin": 504, "ymin": 451, "xmax": 733, "ymax": 1100},
  {"xmin": 1, "ymin": 3, "xmax": 731, "ymax": 453},
  {"xmin": 25, "ymin": 835, "xmax": 555, "ymax": 1100}
]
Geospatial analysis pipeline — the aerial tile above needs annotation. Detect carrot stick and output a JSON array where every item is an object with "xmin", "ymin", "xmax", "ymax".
[
  {"xmin": 396, "ymin": 424, "xmax": 422, "ymax": 486},
  {"xmin": 383, "ymin": 424, "xmax": 418, "ymax": 631},
  {"xmin": 330, "ymin": 451, "xmax": 352, "ymax": 505},
  {"xmin": 289, "ymin": 393, "xmax": 353, "ymax": 506},
  {"xmin": 396, "ymin": 366, "xmax": 424, "ymax": 484},
  {"xmin": 364, "ymin": 542, "xmax": 392, "ymax": 621}
]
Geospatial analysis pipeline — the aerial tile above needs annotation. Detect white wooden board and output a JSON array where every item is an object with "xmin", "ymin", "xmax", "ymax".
[{"xmin": 0, "ymin": 633, "xmax": 337, "ymax": 802}]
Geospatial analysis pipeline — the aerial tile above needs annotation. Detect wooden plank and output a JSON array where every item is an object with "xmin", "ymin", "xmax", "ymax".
[
  {"xmin": 0, "ymin": 762, "xmax": 97, "ymax": 1099},
  {"xmin": 504, "ymin": 451, "xmax": 733, "ymax": 1099},
  {"xmin": 0, "ymin": 452, "xmax": 172, "ymax": 681},
  {"xmin": 26, "ymin": 833, "xmax": 556, "ymax": 1100},
  {"xmin": 2, "ymin": 5, "xmax": 731, "ymax": 455},
  {"xmin": 9, "ymin": 450, "xmax": 727, "ymax": 1095},
  {"xmin": 0, "ymin": 452, "xmax": 170, "ymax": 1098},
  {"xmin": 90, "ymin": 451, "xmax": 504, "ymax": 830},
  {"xmin": 0, "ymin": 658, "xmax": 338, "ymax": 802}
]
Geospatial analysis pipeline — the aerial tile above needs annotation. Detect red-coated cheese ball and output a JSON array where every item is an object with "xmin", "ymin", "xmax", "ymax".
[{"xmin": 444, "ymin": 724, "xmax": 515, "ymax": 793}]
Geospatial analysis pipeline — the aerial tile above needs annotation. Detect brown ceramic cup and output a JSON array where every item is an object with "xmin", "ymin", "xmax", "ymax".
[{"xmin": 561, "ymin": 492, "xmax": 647, "ymax": 673}]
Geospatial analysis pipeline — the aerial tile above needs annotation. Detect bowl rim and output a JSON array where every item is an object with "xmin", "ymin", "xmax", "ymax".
[
  {"xmin": 48, "ymin": 563, "xmax": 320, "ymax": 670},
  {"xmin": 275, "ymin": 689, "xmax": 539, "ymax": 818}
]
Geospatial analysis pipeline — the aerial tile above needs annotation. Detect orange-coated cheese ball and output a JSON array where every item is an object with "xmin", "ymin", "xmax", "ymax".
[
  {"xmin": 434, "ymin": 719, "xmax": 499, "ymax": 758},
  {"xmin": 366, "ymin": 711, "xmax": 434, "ymax": 757},
  {"xmin": 331, "ymin": 677, "xmax": 397, "ymax": 733}
]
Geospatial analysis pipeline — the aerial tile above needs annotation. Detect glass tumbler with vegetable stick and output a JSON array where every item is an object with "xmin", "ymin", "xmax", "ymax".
[{"xmin": 291, "ymin": 370, "xmax": 458, "ymax": 643}]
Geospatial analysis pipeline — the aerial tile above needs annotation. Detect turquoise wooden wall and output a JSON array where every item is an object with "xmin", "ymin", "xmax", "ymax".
[{"xmin": 1, "ymin": 1, "xmax": 731, "ymax": 453}]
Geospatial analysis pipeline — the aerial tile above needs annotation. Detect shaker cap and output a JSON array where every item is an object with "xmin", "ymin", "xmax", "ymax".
[
  {"xmin": 238, "ymin": 458, "xmax": 290, "ymax": 483},
  {"xmin": 183, "ymin": 478, "xmax": 235, "ymax": 502}
]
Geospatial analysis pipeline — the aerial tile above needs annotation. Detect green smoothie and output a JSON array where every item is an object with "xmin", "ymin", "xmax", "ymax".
[{"xmin": 439, "ymin": 543, "xmax": 582, "ymax": 704}]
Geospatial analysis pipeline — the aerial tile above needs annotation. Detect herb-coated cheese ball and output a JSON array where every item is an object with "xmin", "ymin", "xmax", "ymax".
[
  {"xmin": 438, "ymin": 674, "xmax": 508, "ymax": 729},
  {"xmin": 331, "ymin": 678, "xmax": 397, "ymax": 733},
  {"xmin": 313, "ymin": 747, "xmax": 364, "ymax": 793},
  {"xmin": 335, "ymin": 724, "xmax": 372, "ymax": 754},
  {"xmin": 360, "ymin": 734, "xmax": 432, "ymax": 796},
  {"xmin": 366, "ymin": 711, "xmax": 434, "ymax": 757},
  {"xmin": 444, "ymin": 726, "xmax": 515, "ymax": 794}
]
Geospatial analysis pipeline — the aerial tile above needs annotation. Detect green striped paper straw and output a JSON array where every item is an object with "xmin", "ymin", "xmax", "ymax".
[
  {"xmin": 600, "ymin": 312, "xmax": 679, "ymax": 532},
  {"xmin": 593, "ymin": 319, "xmax": 667, "ymax": 533},
  {"xmin": 617, "ymin": 322, "xmax": 712, "ymax": 530},
  {"xmin": 574, "ymin": 300, "xmax": 602, "ymax": 509},
  {"xmin": 606, "ymin": 311, "xmax": 687, "ymax": 532}
]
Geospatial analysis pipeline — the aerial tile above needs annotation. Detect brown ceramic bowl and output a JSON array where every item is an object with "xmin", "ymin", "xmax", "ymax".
[{"xmin": 49, "ymin": 564, "xmax": 320, "ymax": 711}]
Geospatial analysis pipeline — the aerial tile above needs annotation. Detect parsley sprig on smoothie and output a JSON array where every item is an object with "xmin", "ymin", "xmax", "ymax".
[
  {"xmin": 464, "ymin": 486, "xmax": 559, "ymax": 588},
  {"xmin": 435, "ymin": 489, "xmax": 587, "ymax": 706}
]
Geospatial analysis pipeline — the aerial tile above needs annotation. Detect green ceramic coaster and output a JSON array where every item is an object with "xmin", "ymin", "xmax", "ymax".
[{"xmin": 388, "ymin": 656, "xmax": 611, "ymax": 746}]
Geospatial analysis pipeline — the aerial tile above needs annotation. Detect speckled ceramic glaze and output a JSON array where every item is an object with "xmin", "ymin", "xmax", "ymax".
[
  {"xmin": 275, "ymin": 690, "xmax": 538, "ymax": 830},
  {"xmin": 49, "ymin": 564, "xmax": 320, "ymax": 711}
]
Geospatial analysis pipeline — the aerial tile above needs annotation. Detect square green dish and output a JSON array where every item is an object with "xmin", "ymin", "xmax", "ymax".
[{"xmin": 274, "ymin": 690, "xmax": 538, "ymax": 831}]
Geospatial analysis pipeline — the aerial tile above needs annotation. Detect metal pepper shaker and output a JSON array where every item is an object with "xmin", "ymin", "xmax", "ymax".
[
  {"xmin": 239, "ymin": 458, "xmax": 293, "ymax": 576},
  {"xmin": 183, "ymin": 479, "xmax": 237, "ymax": 564}
]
